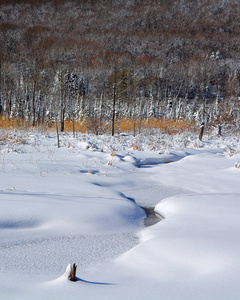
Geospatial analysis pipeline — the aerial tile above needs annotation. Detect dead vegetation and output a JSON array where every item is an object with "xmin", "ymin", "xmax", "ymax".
[{"xmin": 0, "ymin": 116, "xmax": 196, "ymax": 136}]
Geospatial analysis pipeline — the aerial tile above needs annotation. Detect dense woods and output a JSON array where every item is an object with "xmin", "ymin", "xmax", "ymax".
[{"xmin": 1, "ymin": 0, "xmax": 240, "ymax": 134}]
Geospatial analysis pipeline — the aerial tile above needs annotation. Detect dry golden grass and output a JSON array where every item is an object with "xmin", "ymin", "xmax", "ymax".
[
  {"xmin": 0, "ymin": 116, "xmax": 25, "ymax": 129},
  {"xmin": 117, "ymin": 117, "xmax": 195, "ymax": 135},
  {"xmin": 0, "ymin": 116, "xmax": 196, "ymax": 135},
  {"xmin": 62, "ymin": 120, "xmax": 87, "ymax": 133}
]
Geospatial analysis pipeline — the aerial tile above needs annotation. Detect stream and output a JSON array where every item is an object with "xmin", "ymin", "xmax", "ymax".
[{"xmin": 0, "ymin": 158, "xmax": 187, "ymax": 277}]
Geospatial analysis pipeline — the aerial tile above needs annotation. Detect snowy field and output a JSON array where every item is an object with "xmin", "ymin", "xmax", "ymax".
[{"xmin": 0, "ymin": 128, "xmax": 240, "ymax": 300}]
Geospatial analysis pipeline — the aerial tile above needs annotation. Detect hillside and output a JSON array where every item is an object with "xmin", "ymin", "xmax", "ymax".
[{"xmin": 0, "ymin": 0, "xmax": 240, "ymax": 133}]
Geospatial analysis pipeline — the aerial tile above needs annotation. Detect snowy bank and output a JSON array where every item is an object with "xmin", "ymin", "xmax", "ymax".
[{"xmin": 0, "ymin": 130, "xmax": 240, "ymax": 299}]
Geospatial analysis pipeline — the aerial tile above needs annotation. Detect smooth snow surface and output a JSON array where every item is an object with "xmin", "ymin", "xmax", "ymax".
[{"xmin": 0, "ymin": 130, "xmax": 240, "ymax": 299}]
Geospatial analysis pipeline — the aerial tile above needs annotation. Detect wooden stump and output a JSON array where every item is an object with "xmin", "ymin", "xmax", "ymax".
[{"xmin": 69, "ymin": 263, "xmax": 77, "ymax": 281}]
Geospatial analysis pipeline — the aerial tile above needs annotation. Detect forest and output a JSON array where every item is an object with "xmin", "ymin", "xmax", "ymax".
[{"xmin": 1, "ymin": 0, "xmax": 240, "ymax": 135}]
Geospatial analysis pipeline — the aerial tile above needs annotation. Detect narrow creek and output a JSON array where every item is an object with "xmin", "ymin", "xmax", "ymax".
[{"xmin": 140, "ymin": 206, "xmax": 164, "ymax": 227}]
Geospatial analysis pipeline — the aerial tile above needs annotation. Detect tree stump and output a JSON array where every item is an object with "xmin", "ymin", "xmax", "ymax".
[{"xmin": 69, "ymin": 263, "xmax": 77, "ymax": 281}]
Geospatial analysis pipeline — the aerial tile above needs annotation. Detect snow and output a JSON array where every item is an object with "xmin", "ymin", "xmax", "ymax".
[{"xmin": 0, "ymin": 129, "xmax": 240, "ymax": 299}]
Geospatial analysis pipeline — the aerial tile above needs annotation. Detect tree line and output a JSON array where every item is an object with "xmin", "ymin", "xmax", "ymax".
[{"xmin": 1, "ymin": 0, "xmax": 240, "ymax": 134}]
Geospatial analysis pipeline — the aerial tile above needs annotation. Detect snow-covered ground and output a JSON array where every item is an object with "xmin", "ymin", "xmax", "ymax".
[{"xmin": 0, "ymin": 129, "xmax": 240, "ymax": 299}]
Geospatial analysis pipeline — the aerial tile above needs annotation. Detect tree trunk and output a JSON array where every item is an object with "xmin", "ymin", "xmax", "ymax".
[
  {"xmin": 32, "ymin": 80, "xmax": 36, "ymax": 127},
  {"xmin": 56, "ymin": 119, "xmax": 60, "ymax": 148},
  {"xmin": 60, "ymin": 105, "xmax": 64, "ymax": 132},
  {"xmin": 59, "ymin": 69, "xmax": 65, "ymax": 132},
  {"xmin": 133, "ymin": 117, "xmax": 136, "ymax": 137},
  {"xmin": 112, "ymin": 82, "xmax": 116, "ymax": 136},
  {"xmin": 139, "ymin": 115, "xmax": 142, "ymax": 135},
  {"xmin": 218, "ymin": 124, "xmax": 222, "ymax": 136},
  {"xmin": 72, "ymin": 117, "xmax": 75, "ymax": 138},
  {"xmin": 199, "ymin": 123, "xmax": 204, "ymax": 141}
]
